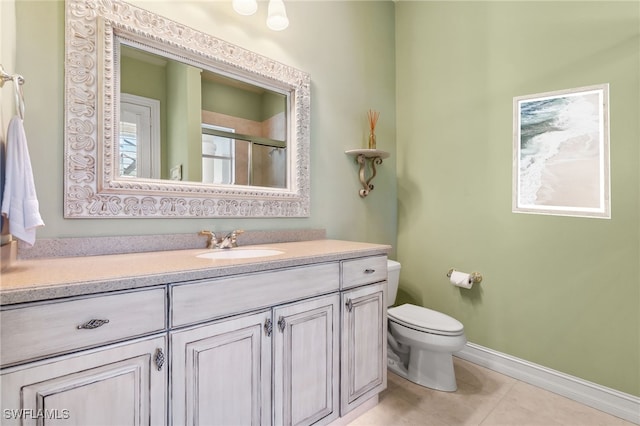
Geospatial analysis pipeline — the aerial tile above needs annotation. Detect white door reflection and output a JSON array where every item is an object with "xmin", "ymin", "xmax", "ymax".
[{"xmin": 119, "ymin": 93, "xmax": 161, "ymax": 179}]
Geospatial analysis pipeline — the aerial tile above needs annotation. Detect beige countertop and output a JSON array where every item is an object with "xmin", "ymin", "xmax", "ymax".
[{"xmin": 0, "ymin": 239, "xmax": 390, "ymax": 305}]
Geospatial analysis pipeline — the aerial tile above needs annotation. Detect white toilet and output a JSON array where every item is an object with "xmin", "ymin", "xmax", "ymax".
[{"xmin": 386, "ymin": 260, "xmax": 467, "ymax": 392}]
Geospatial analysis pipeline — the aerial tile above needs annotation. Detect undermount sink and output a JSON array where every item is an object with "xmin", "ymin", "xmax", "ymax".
[{"xmin": 196, "ymin": 248, "xmax": 284, "ymax": 260}]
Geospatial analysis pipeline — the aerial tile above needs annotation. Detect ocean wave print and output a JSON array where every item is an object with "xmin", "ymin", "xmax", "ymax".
[{"xmin": 518, "ymin": 93, "xmax": 600, "ymax": 206}]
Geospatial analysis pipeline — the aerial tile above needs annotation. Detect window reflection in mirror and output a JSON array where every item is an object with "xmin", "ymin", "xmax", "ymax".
[
  {"xmin": 119, "ymin": 42, "xmax": 287, "ymax": 188},
  {"xmin": 202, "ymin": 125, "xmax": 235, "ymax": 185}
]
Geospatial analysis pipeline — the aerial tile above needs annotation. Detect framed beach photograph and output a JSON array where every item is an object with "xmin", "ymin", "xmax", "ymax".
[{"xmin": 513, "ymin": 84, "xmax": 610, "ymax": 218}]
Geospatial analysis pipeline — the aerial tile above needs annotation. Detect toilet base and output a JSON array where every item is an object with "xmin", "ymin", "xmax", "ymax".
[
  {"xmin": 387, "ymin": 348, "xmax": 458, "ymax": 392},
  {"xmin": 387, "ymin": 354, "xmax": 409, "ymax": 378},
  {"xmin": 408, "ymin": 348, "xmax": 458, "ymax": 392}
]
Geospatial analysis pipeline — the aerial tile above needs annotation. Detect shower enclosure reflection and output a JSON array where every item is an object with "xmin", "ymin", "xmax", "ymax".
[{"xmin": 119, "ymin": 43, "xmax": 287, "ymax": 188}]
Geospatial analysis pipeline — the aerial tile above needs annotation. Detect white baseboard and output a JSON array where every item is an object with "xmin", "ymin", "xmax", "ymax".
[{"xmin": 456, "ymin": 342, "xmax": 640, "ymax": 425}]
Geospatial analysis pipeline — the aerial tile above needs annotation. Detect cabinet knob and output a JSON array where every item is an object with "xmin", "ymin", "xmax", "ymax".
[
  {"xmin": 77, "ymin": 319, "xmax": 110, "ymax": 330},
  {"xmin": 277, "ymin": 316, "xmax": 286, "ymax": 332},
  {"xmin": 154, "ymin": 348, "xmax": 165, "ymax": 371},
  {"xmin": 364, "ymin": 269, "xmax": 375, "ymax": 274},
  {"xmin": 264, "ymin": 318, "xmax": 273, "ymax": 337},
  {"xmin": 345, "ymin": 299, "xmax": 353, "ymax": 312}
]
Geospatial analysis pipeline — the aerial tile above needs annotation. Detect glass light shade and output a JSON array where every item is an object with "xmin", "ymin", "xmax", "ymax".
[
  {"xmin": 232, "ymin": 0, "xmax": 257, "ymax": 16},
  {"xmin": 267, "ymin": 0, "xmax": 289, "ymax": 31}
]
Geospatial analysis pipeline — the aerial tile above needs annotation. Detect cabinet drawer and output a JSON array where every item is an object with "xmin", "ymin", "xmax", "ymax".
[
  {"xmin": 172, "ymin": 263, "xmax": 340, "ymax": 327},
  {"xmin": 0, "ymin": 288, "xmax": 166, "ymax": 367},
  {"xmin": 341, "ymin": 256, "xmax": 387, "ymax": 289}
]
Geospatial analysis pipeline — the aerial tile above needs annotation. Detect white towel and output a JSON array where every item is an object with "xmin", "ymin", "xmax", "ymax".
[{"xmin": 1, "ymin": 116, "xmax": 44, "ymax": 246}]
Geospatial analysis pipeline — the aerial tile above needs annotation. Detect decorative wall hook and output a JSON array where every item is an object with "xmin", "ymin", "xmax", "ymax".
[
  {"xmin": 1, "ymin": 64, "xmax": 26, "ymax": 119},
  {"xmin": 345, "ymin": 149, "xmax": 390, "ymax": 197},
  {"xmin": 0, "ymin": 64, "xmax": 25, "ymax": 87}
]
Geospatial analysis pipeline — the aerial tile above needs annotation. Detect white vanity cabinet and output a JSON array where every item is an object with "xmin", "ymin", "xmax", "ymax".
[
  {"xmin": 170, "ymin": 265, "xmax": 341, "ymax": 426},
  {"xmin": 171, "ymin": 295, "xmax": 340, "ymax": 426},
  {"xmin": 0, "ymin": 288, "xmax": 168, "ymax": 426},
  {"xmin": 171, "ymin": 310, "xmax": 272, "ymax": 426},
  {"xmin": 1, "ymin": 336, "xmax": 167, "ymax": 426},
  {"xmin": 0, "ymin": 287, "xmax": 167, "ymax": 367},
  {"xmin": 340, "ymin": 256, "xmax": 388, "ymax": 416},
  {"xmin": 0, "ymin": 243, "xmax": 389, "ymax": 426},
  {"xmin": 272, "ymin": 294, "xmax": 340, "ymax": 426}
]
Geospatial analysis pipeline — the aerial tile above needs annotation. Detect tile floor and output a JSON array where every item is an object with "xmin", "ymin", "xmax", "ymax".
[{"xmin": 349, "ymin": 357, "xmax": 635, "ymax": 426}]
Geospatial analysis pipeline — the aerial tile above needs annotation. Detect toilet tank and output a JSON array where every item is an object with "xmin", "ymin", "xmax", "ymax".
[{"xmin": 387, "ymin": 260, "xmax": 401, "ymax": 307}]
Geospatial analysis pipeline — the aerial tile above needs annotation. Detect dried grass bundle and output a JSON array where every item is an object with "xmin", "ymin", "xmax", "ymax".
[{"xmin": 367, "ymin": 109, "xmax": 380, "ymax": 133}]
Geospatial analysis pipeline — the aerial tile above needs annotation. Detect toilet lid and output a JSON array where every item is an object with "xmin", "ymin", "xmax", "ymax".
[{"xmin": 388, "ymin": 304, "xmax": 464, "ymax": 335}]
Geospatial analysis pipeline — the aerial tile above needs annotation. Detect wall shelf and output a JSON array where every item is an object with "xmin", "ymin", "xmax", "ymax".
[{"xmin": 345, "ymin": 149, "xmax": 390, "ymax": 197}]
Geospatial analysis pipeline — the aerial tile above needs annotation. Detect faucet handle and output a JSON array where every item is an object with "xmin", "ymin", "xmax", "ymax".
[
  {"xmin": 198, "ymin": 230, "xmax": 218, "ymax": 249},
  {"xmin": 229, "ymin": 229, "xmax": 244, "ymax": 246}
]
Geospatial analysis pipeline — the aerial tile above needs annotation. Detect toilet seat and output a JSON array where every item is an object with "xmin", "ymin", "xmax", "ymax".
[{"xmin": 388, "ymin": 304, "xmax": 464, "ymax": 336}]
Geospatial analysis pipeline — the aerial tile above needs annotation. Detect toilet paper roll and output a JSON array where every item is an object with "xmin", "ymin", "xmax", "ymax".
[{"xmin": 450, "ymin": 270, "xmax": 473, "ymax": 289}]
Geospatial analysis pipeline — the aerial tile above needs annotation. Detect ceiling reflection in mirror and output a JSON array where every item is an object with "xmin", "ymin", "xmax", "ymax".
[
  {"xmin": 119, "ymin": 44, "xmax": 287, "ymax": 188},
  {"xmin": 63, "ymin": 0, "xmax": 310, "ymax": 218}
]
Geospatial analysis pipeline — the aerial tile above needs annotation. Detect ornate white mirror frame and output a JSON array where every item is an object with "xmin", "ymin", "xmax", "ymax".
[{"xmin": 64, "ymin": 0, "xmax": 311, "ymax": 218}]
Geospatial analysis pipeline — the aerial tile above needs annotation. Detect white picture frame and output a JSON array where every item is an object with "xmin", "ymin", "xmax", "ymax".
[{"xmin": 513, "ymin": 84, "xmax": 610, "ymax": 219}]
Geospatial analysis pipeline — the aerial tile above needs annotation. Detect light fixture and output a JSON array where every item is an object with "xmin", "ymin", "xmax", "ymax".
[
  {"xmin": 232, "ymin": 0, "xmax": 257, "ymax": 16},
  {"xmin": 233, "ymin": 0, "xmax": 289, "ymax": 31},
  {"xmin": 266, "ymin": 0, "xmax": 289, "ymax": 31}
]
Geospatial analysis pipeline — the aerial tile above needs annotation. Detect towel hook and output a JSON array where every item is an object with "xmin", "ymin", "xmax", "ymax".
[
  {"xmin": 0, "ymin": 65, "xmax": 11, "ymax": 87},
  {"xmin": 0, "ymin": 64, "xmax": 24, "ymax": 87},
  {"xmin": 0, "ymin": 64, "xmax": 26, "ymax": 119}
]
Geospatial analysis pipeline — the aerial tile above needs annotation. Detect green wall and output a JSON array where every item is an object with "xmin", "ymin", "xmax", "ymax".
[
  {"xmin": 262, "ymin": 91, "xmax": 286, "ymax": 124},
  {"xmin": 201, "ymin": 79, "xmax": 264, "ymax": 122},
  {"xmin": 166, "ymin": 61, "xmax": 202, "ymax": 182},
  {"xmin": 396, "ymin": 1, "xmax": 639, "ymax": 396},
  {"xmin": 120, "ymin": 54, "xmax": 167, "ymax": 102},
  {"xmin": 10, "ymin": 0, "xmax": 397, "ymax": 249}
]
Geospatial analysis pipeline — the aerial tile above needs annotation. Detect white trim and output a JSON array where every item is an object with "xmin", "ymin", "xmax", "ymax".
[
  {"xmin": 456, "ymin": 342, "xmax": 640, "ymax": 425},
  {"xmin": 64, "ymin": 0, "xmax": 311, "ymax": 218}
]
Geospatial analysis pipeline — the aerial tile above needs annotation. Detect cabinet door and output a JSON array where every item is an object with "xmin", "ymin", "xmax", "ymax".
[
  {"xmin": 0, "ymin": 335, "xmax": 167, "ymax": 426},
  {"xmin": 340, "ymin": 282, "xmax": 387, "ymax": 415},
  {"xmin": 171, "ymin": 310, "xmax": 272, "ymax": 426},
  {"xmin": 273, "ymin": 294, "xmax": 340, "ymax": 426}
]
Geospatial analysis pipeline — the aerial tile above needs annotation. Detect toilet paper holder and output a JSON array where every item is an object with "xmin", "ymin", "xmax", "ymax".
[{"xmin": 447, "ymin": 268, "xmax": 483, "ymax": 284}]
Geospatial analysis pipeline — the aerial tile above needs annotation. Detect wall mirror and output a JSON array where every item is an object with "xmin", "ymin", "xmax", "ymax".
[{"xmin": 64, "ymin": 0, "xmax": 310, "ymax": 218}]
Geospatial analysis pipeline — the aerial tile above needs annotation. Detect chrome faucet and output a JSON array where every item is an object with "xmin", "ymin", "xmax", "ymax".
[
  {"xmin": 199, "ymin": 229, "xmax": 244, "ymax": 249},
  {"xmin": 219, "ymin": 229, "xmax": 244, "ymax": 249}
]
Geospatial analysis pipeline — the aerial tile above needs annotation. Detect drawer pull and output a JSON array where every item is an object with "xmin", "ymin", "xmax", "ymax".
[
  {"xmin": 264, "ymin": 318, "xmax": 273, "ymax": 337},
  {"xmin": 77, "ymin": 319, "xmax": 110, "ymax": 330},
  {"xmin": 154, "ymin": 348, "xmax": 165, "ymax": 371},
  {"xmin": 364, "ymin": 269, "xmax": 376, "ymax": 274}
]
